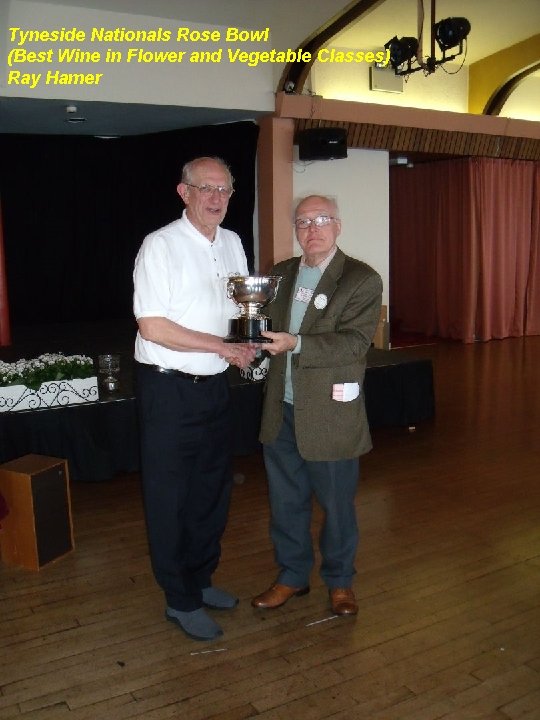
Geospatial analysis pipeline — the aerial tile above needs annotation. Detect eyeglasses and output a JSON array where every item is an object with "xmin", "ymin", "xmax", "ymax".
[
  {"xmin": 294, "ymin": 214, "xmax": 338, "ymax": 229},
  {"xmin": 185, "ymin": 183, "xmax": 234, "ymax": 197}
]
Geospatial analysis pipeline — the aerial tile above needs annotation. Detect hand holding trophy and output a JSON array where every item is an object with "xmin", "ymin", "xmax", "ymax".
[{"xmin": 224, "ymin": 275, "xmax": 282, "ymax": 380}]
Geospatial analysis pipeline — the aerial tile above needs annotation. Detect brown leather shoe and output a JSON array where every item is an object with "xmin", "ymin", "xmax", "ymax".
[
  {"xmin": 330, "ymin": 587, "xmax": 358, "ymax": 615},
  {"xmin": 251, "ymin": 583, "xmax": 310, "ymax": 609}
]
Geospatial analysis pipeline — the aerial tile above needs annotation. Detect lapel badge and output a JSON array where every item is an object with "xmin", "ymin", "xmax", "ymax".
[{"xmin": 314, "ymin": 293, "xmax": 327, "ymax": 310}]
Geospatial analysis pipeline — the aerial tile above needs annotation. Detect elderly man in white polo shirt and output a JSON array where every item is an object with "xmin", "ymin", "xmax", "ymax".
[{"xmin": 133, "ymin": 156, "xmax": 256, "ymax": 641}]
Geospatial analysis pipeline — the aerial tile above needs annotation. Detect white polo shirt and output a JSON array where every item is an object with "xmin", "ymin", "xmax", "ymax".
[{"xmin": 133, "ymin": 211, "xmax": 248, "ymax": 375}]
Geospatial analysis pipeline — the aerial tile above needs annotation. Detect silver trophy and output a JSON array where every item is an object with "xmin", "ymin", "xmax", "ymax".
[
  {"xmin": 98, "ymin": 353, "xmax": 120, "ymax": 393},
  {"xmin": 224, "ymin": 275, "xmax": 282, "ymax": 343}
]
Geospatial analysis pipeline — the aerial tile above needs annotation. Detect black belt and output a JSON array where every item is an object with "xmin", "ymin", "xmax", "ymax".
[{"xmin": 142, "ymin": 363, "xmax": 215, "ymax": 383}]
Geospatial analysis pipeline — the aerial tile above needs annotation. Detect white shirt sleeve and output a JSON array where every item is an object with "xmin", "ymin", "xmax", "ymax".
[{"xmin": 133, "ymin": 232, "xmax": 171, "ymax": 319}]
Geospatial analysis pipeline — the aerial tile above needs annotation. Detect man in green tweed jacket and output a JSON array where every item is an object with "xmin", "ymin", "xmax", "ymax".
[{"xmin": 252, "ymin": 194, "xmax": 383, "ymax": 616}]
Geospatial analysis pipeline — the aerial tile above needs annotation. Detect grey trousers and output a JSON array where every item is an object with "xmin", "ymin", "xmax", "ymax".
[{"xmin": 263, "ymin": 402, "xmax": 360, "ymax": 589}]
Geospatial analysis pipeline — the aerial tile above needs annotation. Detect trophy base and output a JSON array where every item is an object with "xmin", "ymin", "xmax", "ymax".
[
  {"xmin": 224, "ymin": 317, "xmax": 273, "ymax": 343},
  {"xmin": 101, "ymin": 376, "xmax": 119, "ymax": 393}
]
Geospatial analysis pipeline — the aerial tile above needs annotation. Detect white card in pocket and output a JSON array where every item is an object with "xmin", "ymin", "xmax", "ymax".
[{"xmin": 332, "ymin": 382, "xmax": 360, "ymax": 402}]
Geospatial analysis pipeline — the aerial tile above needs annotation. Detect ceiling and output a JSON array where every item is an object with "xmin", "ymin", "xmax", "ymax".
[
  {"xmin": 0, "ymin": 0, "xmax": 538, "ymax": 136},
  {"xmin": 0, "ymin": 96, "xmax": 266, "ymax": 137},
  {"xmin": 332, "ymin": 0, "xmax": 540, "ymax": 66}
]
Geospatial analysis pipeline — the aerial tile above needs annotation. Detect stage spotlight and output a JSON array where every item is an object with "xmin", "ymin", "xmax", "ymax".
[
  {"xmin": 434, "ymin": 17, "xmax": 471, "ymax": 51},
  {"xmin": 384, "ymin": 36, "xmax": 419, "ymax": 71}
]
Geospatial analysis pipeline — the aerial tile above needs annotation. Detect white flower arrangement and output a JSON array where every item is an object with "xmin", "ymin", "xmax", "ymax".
[{"xmin": 0, "ymin": 353, "xmax": 95, "ymax": 391}]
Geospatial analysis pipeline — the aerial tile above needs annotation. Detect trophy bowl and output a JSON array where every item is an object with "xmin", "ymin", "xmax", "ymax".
[{"xmin": 224, "ymin": 275, "xmax": 282, "ymax": 343}]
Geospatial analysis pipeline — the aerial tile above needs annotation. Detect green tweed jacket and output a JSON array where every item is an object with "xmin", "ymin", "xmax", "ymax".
[{"xmin": 259, "ymin": 248, "xmax": 383, "ymax": 461}]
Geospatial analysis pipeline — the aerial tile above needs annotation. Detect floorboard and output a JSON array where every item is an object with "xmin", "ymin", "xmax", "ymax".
[{"xmin": 1, "ymin": 337, "xmax": 539, "ymax": 719}]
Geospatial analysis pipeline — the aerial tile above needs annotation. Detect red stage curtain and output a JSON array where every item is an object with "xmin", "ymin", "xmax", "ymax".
[
  {"xmin": 390, "ymin": 158, "xmax": 540, "ymax": 343},
  {"xmin": 0, "ymin": 196, "xmax": 11, "ymax": 347},
  {"xmin": 525, "ymin": 163, "xmax": 540, "ymax": 335}
]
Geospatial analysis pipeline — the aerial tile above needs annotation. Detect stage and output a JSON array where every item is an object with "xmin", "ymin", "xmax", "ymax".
[{"xmin": 0, "ymin": 321, "xmax": 435, "ymax": 481}]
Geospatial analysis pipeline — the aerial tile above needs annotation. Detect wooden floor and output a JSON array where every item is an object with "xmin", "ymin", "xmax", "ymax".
[{"xmin": 1, "ymin": 337, "xmax": 539, "ymax": 719}]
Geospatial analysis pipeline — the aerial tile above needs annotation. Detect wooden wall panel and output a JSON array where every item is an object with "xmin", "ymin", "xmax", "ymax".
[{"xmin": 293, "ymin": 119, "xmax": 540, "ymax": 161}]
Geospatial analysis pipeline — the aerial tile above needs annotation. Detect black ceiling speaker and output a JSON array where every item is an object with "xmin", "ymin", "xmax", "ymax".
[{"xmin": 298, "ymin": 127, "xmax": 348, "ymax": 161}]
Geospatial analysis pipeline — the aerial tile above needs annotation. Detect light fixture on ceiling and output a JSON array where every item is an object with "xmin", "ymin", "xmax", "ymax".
[
  {"xmin": 382, "ymin": 1, "xmax": 470, "ymax": 78},
  {"xmin": 384, "ymin": 36, "xmax": 419, "ymax": 73},
  {"xmin": 434, "ymin": 17, "xmax": 471, "ymax": 52},
  {"xmin": 283, "ymin": 80, "xmax": 296, "ymax": 94},
  {"xmin": 65, "ymin": 104, "xmax": 87, "ymax": 124}
]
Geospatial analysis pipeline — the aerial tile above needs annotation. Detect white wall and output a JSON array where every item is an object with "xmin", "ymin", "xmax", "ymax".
[
  {"xmin": 292, "ymin": 147, "xmax": 389, "ymax": 306},
  {"xmin": 1, "ymin": 0, "xmax": 275, "ymax": 112},
  {"xmin": 311, "ymin": 47, "xmax": 469, "ymax": 113},
  {"xmin": 500, "ymin": 74, "xmax": 540, "ymax": 122}
]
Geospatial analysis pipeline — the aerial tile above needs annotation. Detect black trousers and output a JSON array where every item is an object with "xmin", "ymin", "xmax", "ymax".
[{"xmin": 136, "ymin": 364, "xmax": 233, "ymax": 611}]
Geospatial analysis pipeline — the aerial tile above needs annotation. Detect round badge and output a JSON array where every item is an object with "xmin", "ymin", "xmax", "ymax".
[{"xmin": 314, "ymin": 293, "xmax": 327, "ymax": 310}]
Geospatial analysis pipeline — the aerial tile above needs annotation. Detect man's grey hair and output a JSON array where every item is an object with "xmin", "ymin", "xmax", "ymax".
[
  {"xmin": 294, "ymin": 195, "xmax": 340, "ymax": 218},
  {"xmin": 181, "ymin": 157, "xmax": 234, "ymax": 187}
]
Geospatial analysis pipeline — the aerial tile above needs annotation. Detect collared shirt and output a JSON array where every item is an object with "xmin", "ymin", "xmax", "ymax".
[
  {"xmin": 292, "ymin": 246, "xmax": 338, "ymax": 357},
  {"xmin": 299, "ymin": 245, "xmax": 337, "ymax": 273},
  {"xmin": 284, "ymin": 263, "xmax": 321, "ymax": 403},
  {"xmin": 133, "ymin": 211, "xmax": 248, "ymax": 375},
  {"xmin": 284, "ymin": 247, "xmax": 338, "ymax": 402}
]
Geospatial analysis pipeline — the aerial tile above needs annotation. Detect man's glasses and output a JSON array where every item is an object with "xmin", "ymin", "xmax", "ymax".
[
  {"xmin": 185, "ymin": 183, "xmax": 234, "ymax": 197},
  {"xmin": 294, "ymin": 214, "xmax": 338, "ymax": 229}
]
